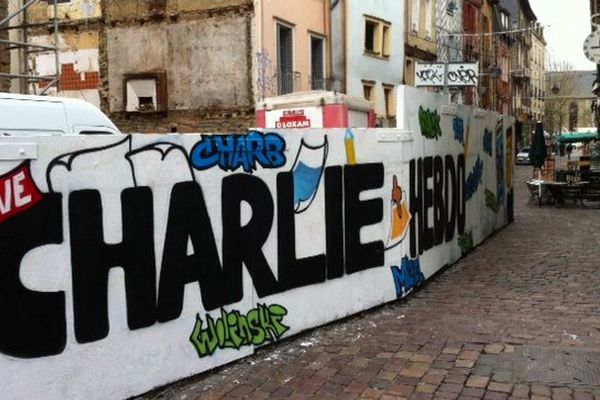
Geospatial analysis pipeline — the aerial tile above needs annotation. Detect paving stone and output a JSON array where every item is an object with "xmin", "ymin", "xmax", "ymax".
[
  {"xmin": 399, "ymin": 362, "xmax": 430, "ymax": 378},
  {"xmin": 531, "ymin": 385, "xmax": 552, "ymax": 397},
  {"xmin": 483, "ymin": 344, "xmax": 505, "ymax": 354},
  {"xmin": 461, "ymin": 387, "xmax": 486, "ymax": 397},
  {"xmin": 416, "ymin": 383, "xmax": 438, "ymax": 394},
  {"xmin": 466, "ymin": 376, "xmax": 490, "ymax": 389},
  {"xmin": 443, "ymin": 348, "xmax": 462, "ymax": 355},
  {"xmin": 483, "ymin": 392, "xmax": 508, "ymax": 400},
  {"xmin": 511, "ymin": 384, "xmax": 529, "ymax": 398},
  {"xmin": 487, "ymin": 382, "xmax": 513, "ymax": 394},
  {"xmin": 459, "ymin": 351, "xmax": 480, "ymax": 361},
  {"xmin": 455, "ymin": 360, "xmax": 475, "ymax": 368}
]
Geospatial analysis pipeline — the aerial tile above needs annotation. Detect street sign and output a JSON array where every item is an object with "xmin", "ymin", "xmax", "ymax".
[{"xmin": 583, "ymin": 31, "xmax": 600, "ymax": 63}]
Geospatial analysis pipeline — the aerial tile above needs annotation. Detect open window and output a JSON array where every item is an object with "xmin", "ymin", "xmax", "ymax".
[
  {"xmin": 124, "ymin": 72, "xmax": 167, "ymax": 113},
  {"xmin": 364, "ymin": 16, "xmax": 391, "ymax": 59}
]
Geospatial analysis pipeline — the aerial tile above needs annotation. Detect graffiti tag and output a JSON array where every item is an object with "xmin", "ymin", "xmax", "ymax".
[
  {"xmin": 464, "ymin": 157, "xmax": 484, "ymax": 201},
  {"xmin": 190, "ymin": 131, "xmax": 286, "ymax": 173},
  {"xmin": 0, "ymin": 162, "xmax": 43, "ymax": 224},
  {"xmin": 418, "ymin": 107, "xmax": 442, "ymax": 140},
  {"xmin": 453, "ymin": 117, "xmax": 464, "ymax": 144},
  {"xmin": 458, "ymin": 231, "xmax": 474, "ymax": 255},
  {"xmin": 483, "ymin": 128, "xmax": 493, "ymax": 156},
  {"xmin": 189, "ymin": 304, "xmax": 289, "ymax": 357},
  {"xmin": 391, "ymin": 257, "xmax": 425, "ymax": 298},
  {"xmin": 485, "ymin": 189, "xmax": 499, "ymax": 213},
  {"xmin": 409, "ymin": 155, "xmax": 466, "ymax": 258},
  {"xmin": 446, "ymin": 65, "xmax": 478, "ymax": 86}
]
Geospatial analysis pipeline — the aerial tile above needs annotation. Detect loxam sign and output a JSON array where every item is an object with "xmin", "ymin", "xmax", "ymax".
[{"xmin": 265, "ymin": 107, "xmax": 323, "ymax": 129}]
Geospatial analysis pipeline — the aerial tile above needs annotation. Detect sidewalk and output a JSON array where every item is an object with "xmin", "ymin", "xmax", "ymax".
[{"xmin": 137, "ymin": 165, "xmax": 600, "ymax": 400}]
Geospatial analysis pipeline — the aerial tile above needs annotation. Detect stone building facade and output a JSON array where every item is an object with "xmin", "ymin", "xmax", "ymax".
[{"xmin": 5, "ymin": 0, "xmax": 255, "ymax": 133}]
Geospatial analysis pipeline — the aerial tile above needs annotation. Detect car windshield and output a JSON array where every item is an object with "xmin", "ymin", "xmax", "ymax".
[{"xmin": 520, "ymin": 148, "xmax": 530, "ymax": 153}]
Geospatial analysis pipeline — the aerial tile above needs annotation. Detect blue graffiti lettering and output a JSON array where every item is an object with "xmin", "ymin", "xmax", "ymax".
[
  {"xmin": 391, "ymin": 257, "xmax": 425, "ymax": 299},
  {"xmin": 453, "ymin": 117, "xmax": 464, "ymax": 144},
  {"xmin": 495, "ymin": 130, "xmax": 505, "ymax": 204},
  {"xmin": 483, "ymin": 129, "xmax": 492, "ymax": 156},
  {"xmin": 464, "ymin": 157, "xmax": 483, "ymax": 201},
  {"xmin": 190, "ymin": 131, "xmax": 286, "ymax": 173}
]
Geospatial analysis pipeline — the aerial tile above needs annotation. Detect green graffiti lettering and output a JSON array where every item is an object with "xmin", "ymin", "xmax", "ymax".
[
  {"xmin": 189, "ymin": 314, "xmax": 219, "ymax": 357},
  {"xmin": 458, "ymin": 231, "xmax": 474, "ymax": 255},
  {"xmin": 189, "ymin": 304, "xmax": 290, "ymax": 357},
  {"xmin": 418, "ymin": 106, "xmax": 442, "ymax": 140},
  {"xmin": 485, "ymin": 189, "xmax": 500, "ymax": 213}
]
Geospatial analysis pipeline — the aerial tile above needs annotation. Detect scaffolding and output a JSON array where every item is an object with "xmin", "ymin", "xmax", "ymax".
[{"xmin": 0, "ymin": 0, "xmax": 60, "ymax": 94}]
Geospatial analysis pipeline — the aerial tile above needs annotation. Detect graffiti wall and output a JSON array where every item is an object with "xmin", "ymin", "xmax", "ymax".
[{"xmin": 0, "ymin": 87, "xmax": 513, "ymax": 400}]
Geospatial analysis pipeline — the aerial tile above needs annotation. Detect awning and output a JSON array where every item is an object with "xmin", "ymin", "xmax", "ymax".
[{"xmin": 558, "ymin": 131, "xmax": 598, "ymax": 143}]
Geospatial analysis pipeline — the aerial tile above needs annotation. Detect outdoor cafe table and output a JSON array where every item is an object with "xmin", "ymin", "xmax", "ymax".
[{"xmin": 526, "ymin": 179, "xmax": 590, "ymax": 206}]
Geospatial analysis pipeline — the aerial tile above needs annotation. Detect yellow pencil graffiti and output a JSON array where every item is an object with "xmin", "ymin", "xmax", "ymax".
[{"xmin": 345, "ymin": 129, "xmax": 357, "ymax": 165}]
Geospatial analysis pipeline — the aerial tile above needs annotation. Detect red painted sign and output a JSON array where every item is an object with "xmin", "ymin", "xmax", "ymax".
[
  {"xmin": 0, "ymin": 162, "xmax": 43, "ymax": 224},
  {"xmin": 276, "ymin": 109, "xmax": 312, "ymax": 129}
]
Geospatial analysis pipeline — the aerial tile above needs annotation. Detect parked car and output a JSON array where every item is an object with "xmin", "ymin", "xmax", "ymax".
[
  {"xmin": 516, "ymin": 147, "xmax": 532, "ymax": 165},
  {"xmin": 0, "ymin": 93, "xmax": 121, "ymax": 136}
]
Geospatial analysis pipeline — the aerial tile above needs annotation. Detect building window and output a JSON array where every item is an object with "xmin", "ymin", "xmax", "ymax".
[
  {"xmin": 364, "ymin": 16, "xmax": 391, "ymax": 58},
  {"xmin": 277, "ymin": 22, "xmax": 295, "ymax": 95},
  {"xmin": 364, "ymin": 20, "xmax": 379, "ymax": 53},
  {"xmin": 411, "ymin": 0, "xmax": 419, "ymax": 32},
  {"xmin": 363, "ymin": 80, "xmax": 375, "ymax": 102},
  {"xmin": 383, "ymin": 84, "xmax": 396, "ymax": 118},
  {"xmin": 424, "ymin": 0, "xmax": 433, "ymax": 38},
  {"xmin": 124, "ymin": 72, "xmax": 167, "ymax": 112},
  {"xmin": 310, "ymin": 35, "xmax": 325, "ymax": 90}
]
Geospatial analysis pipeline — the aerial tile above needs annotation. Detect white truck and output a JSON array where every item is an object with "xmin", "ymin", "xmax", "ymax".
[{"xmin": 0, "ymin": 93, "xmax": 121, "ymax": 136}]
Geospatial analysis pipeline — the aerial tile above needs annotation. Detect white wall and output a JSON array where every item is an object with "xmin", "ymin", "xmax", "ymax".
[{"xmin": 0, "ymin": 86, "xmax": 514, "ymax": 400}]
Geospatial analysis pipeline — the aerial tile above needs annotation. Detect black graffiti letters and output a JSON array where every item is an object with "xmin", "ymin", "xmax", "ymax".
[
  {"xmin": 0, "ymin": 163, "xmax": 384, "ymax": 358},
  {"xmin": 415, "ymin": 68, "xmax": 444, "ymax": 84},
  {"xmin": 70, "ymin": 188, "xmax": 157, "ymax": 343},
  {"xmin": 447, "ymin": 67, "xmax": 478, "ymax": 85},
  {"xmin": 409, "ymin": 155, "xmax": 466, "ymax": 258},
  {"xmin": 0, "ymin": 194, "xmax": 66, "ymax": 358},
  {"xmin": 344, "ymin": 164, "xmax": 385, "ymax": 273}
]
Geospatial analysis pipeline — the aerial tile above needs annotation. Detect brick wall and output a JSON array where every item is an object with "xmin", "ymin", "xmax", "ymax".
[
  {"xmin": 0, "ymin": 0, "xmax": 9, "ymax": 91},
  {"xmin": 110, "ymin": 109, "xmax": 255, "ymax": 134}
]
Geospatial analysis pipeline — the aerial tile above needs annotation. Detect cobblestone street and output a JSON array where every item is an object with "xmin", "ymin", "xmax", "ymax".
[{"xmin": 138, "ymin": 164, "xmax": 600, "ymax": 400}]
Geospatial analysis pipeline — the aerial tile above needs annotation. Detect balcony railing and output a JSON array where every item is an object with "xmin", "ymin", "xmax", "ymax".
[{"xmin": 277, "ymin": 71, "xmax": 301, "ymax": 95}]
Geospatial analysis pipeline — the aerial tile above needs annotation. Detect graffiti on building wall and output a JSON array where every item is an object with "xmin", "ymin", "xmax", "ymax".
[
  {"xmin": 0, "ymin": 89, "xmax": 514, "ymax": 400},
  {"xmin": 464, "ymin": 156, "xmax": 484, "ymax": 201},
  {"xmin": 190, "ymin": 131, "xmax": 286, "ymax": 173},
  {"xmin": 0, "ymin": 134, "xmax": 388, "ymax": 359},
  {"xmin": 458, "ymin": 231, "xmax": 474, "ymax": 255},
  {"xmin": 495, "ymin": 120, "xmax": 506, "ymax": 205},
  {"xmin": 453, "ymin": 117, "xmax": 464, "ymax": 144},
  {"xmin": 291, "ymin": 137, "xmax": 328, "ymax": 213},
  {"xmin": 386, "ymin": 175, "xmax": 411, "ymax": 250},
  {"xmin": 483, "ymin": 128, "xmax": 493, "ymax": 156},
  {"xmin": 391, "ymin": 257, "xmax": 425, "ymax": 299},
  {"xmin": 485, "ymin": 189, "xmax": 499, "ymax": 213},
  {"xmin": 189, "ymin": 304, "xmax": 289, "ymax": 358},
  {"xmin": 409, "ymin": 155, "xmax": 466, "ymax": 258},
  {"xmin": 418, "ymin": 107, "xmax": 442, "ymax": 140}
]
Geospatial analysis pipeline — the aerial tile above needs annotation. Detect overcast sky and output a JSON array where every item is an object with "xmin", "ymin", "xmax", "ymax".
[{"xmin": 529, "ymin": 0, "xmax": 596, "ymax": 70}]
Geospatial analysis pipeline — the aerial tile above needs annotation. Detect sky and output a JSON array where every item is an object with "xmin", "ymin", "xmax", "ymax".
[{"xmin": 529, "ymin": 0, "xmax": 597, "ymax": 70}]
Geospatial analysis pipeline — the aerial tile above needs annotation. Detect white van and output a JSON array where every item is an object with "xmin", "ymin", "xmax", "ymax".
[{"xmin": 0, "ymin": 93, "xmax": 121, "ymax": 136}]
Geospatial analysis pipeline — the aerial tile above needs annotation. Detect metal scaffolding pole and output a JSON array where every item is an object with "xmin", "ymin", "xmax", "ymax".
[{"xmin": 0, "ymin": 0, "xmax": 60, "ymax": 94}]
